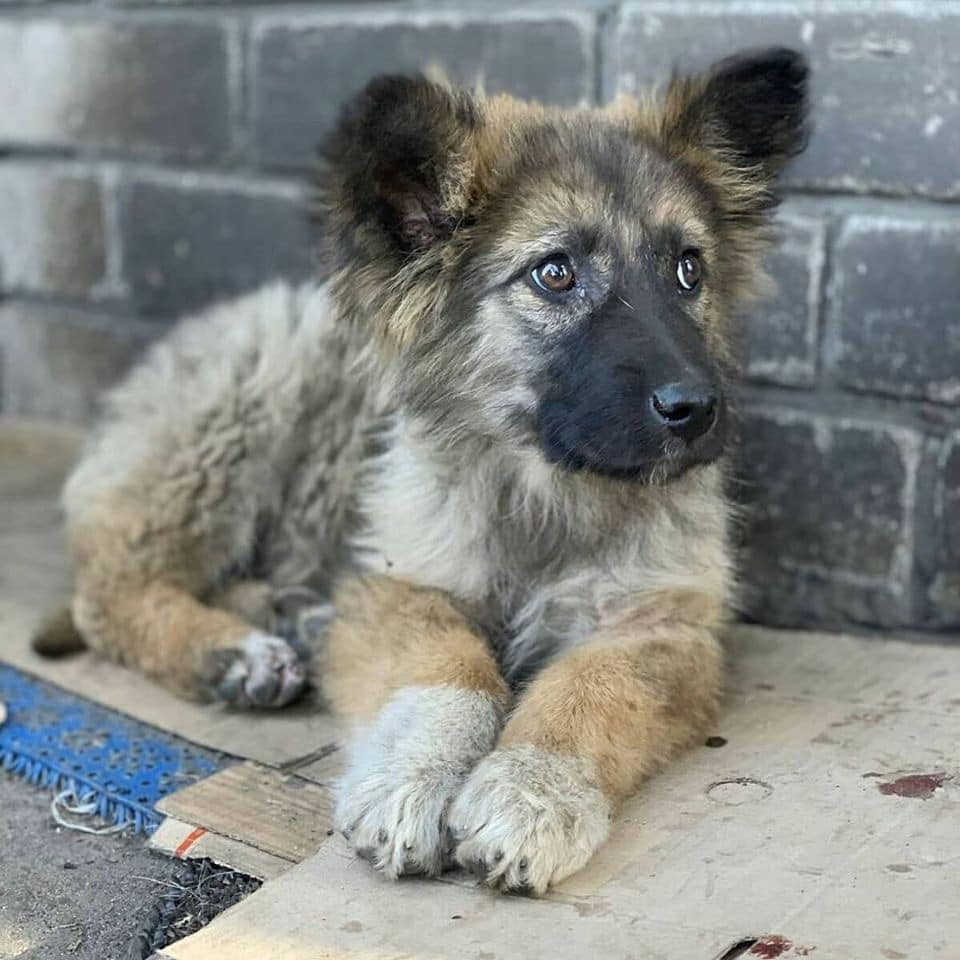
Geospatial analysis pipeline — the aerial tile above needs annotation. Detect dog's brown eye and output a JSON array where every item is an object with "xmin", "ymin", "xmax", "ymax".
[
  {"xmin": 532, "ymin": 256, "xmax": 576, "ymax": 293},
  {"xmin": 677, "ymin": 251, "xmax": 702, "ymax": 293}
]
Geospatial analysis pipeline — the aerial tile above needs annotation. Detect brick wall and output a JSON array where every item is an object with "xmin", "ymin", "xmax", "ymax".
[{"xmin": 0, "ymin": 1, "xmax": 957, "ymax": 637}]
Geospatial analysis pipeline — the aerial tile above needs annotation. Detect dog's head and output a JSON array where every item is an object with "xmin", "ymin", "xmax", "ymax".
[{"xmin": 317, "ymin": 49, "xmax": 808, "ymax": 483}]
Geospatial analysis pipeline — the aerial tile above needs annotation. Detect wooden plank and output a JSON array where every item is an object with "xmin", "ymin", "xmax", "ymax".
[{"xmin": 156, "ymin": 763, "xmax": 335, "ymax": 863}]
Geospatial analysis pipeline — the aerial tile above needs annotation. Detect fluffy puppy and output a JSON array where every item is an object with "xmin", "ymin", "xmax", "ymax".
[{"xmin": 37, "ymin": 48, "xmax": 808, "ymax": 893}]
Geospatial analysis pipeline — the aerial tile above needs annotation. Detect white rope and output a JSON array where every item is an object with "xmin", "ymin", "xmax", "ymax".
[{"xmin": 50, "ymin": 786, "xmax": 129, "ymax": 835}]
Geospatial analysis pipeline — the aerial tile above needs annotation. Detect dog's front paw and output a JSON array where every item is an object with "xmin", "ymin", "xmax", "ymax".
[
  {"xmin": 449, "ymin": 744, "xmax": 611, "ymax": 895},
  {"xmin": 205, "ymin": 632, "xmax": 308, "ymax": 708},
  {"xmin": 336, "ymin": 686, "xmax": 502, "ymax": 878}
]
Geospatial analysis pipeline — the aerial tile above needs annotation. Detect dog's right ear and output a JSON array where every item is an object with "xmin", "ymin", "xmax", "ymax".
[{"xmin": 319, "ymin": 75, "xmax": 481, "ymax": 258}]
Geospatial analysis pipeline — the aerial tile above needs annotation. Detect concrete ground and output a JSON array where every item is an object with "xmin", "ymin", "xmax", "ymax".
[
  {"xmin": 0, "ymin": 769, "xmax": 173, "ymax": 959},
  {"xmin": 0, "ymin": 771, "xmax": 259, "ymax": 960}
]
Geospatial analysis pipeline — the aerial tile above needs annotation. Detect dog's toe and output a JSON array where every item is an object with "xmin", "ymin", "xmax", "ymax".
[
  {"xmin": 208, "ymin": 632, "xmax": 307, "ymax": 708},
  {"xmin": 449, "ymin": 745, "xmax": 612, "ymax": 895}
]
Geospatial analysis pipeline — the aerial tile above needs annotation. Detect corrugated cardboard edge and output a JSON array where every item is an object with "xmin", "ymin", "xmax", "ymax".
[
  {"xmin": 149, "ymin": 816, "xmax": 293, "ymax": 882},
  {"xmin": 156, "ymin": 762, "xmax": 336, "ymax": 863}
]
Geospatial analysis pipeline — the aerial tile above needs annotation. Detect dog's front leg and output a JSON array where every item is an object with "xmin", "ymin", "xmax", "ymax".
[
  {"xmin": 450, "ymin": 592, "xmax": 725, "ymax": 894},
  {"xmin": 321, "ymin": 574, "xmax": 510, "ymax": 878}
]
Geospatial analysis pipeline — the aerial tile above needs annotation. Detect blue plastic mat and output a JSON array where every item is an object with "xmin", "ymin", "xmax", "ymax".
[{"xmin": 0, "ymin": 664, "xmax": 227, "ymax": 834}]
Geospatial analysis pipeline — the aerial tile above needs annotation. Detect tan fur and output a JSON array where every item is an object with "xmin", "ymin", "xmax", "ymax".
[
  {"xmin": 75, "ymin": 575, "xmax": 253, "ymax": 699},
  {"xmin": 208, "ymin": 579, "xmax": 278, "ymax": 633},
  {"xmin": 321, "ymin": 574, "xmax": 510, "ymax": 725},
  {"xmin": 39, "ymin": 282, "xmax": 375, "ymax": 705},
  {"xmin": 501, "ymin": 597, "xmax": 724, "ymax": 802}
]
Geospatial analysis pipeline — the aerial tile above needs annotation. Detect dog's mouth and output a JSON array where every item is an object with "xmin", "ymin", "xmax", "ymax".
[
  {"xmin": 537, "ymin": 420, "xmax": 725, "ymax": 484},
  {"xmin": 534, "ymin": 389, "xmax": 727, "ymax": 484}
]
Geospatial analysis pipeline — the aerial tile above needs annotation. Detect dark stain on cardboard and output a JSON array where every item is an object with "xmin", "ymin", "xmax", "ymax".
[
  {"xmin": 829, "ymin": 709, "xmax": 894, "ymax": 729},
  {"xmin": 876, "ymin": 772, "xmax": 950, "ymax": 799},
  {"xmin": 749, "ymin": 935, "xmax": 792, "ymax": 958}
]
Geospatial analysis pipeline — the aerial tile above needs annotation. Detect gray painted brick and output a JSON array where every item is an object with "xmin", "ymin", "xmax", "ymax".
[
  {"xmin": 928, "ymin": 433, "xmax": 960, "ymax": 624},
  {"xmin": 828, "ymin": 216, "xmax": 960, "ymax": 406},
  {"xmin": 120, "ymin": 176, "xmax": 314, "ymax": 317},
  {"xmin": 0, "ymin": 302, "xmax": 156, "ymax": 424},
  {"xmin": 252, "ymin": 10, "xmax": 594, "ymax": 170},
  {"xmin": 0, "ymin": 20, "xmax": 233, "ymax": 162},
  {"xmin": 740, "ymin": 213, "xmax": 824, "ymax": 388},
  {"xmin": 736, "ymin": 408, "xmax": 921, "ymax": 627},
  {"xmin": 0, "ymin": 164, "xmax": 105, "ymax": 298},
  {"xmin": 0, "ymin": 0, "xmax": 953, "ymax": 641},
  {"xmin": 614, "ymin": 2, "xmax": 960, "ymax": 196}
]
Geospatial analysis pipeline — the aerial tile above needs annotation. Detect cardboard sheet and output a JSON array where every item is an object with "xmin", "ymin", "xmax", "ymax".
[
  {"xmin": 156, "ymin": 761, "xmax": 336, "ymax": 862},
  {"xmin": 156, "ymin": 629, "xmax": 960, "ymax": 960},
  {"xmin": 149, "ymin": 816, "xmax": 292, "ymax": 882}
]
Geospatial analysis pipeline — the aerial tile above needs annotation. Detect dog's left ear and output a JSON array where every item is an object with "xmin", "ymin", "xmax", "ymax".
[
  {"xmin": 662, "ymin": 47, "xmax": 809, "ymax": 209},
  {"xmin": 319, "ymin": 74, "xmax": 480, "ymax": 258}
]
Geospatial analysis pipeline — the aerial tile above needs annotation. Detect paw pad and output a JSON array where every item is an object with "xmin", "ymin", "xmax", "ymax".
[{"xmin": 207, "ymin": 632, "xmax": 308, "ymax": 708}]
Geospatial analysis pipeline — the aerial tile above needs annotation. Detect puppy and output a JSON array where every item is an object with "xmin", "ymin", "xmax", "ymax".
[{"xmin": 36, "ymin": 48, "xmax": 808, "ymax": 893}]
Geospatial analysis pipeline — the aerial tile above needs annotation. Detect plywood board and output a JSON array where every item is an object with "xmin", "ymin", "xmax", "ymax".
[
  {"xmin": 5, "ymin": 417, "xmax": 960, "ymax": 957},
  {"xmin": 284, "ymin": 746, "xmax": 345, "ymax": 786},
  {"xmin": 160, "ymin": 629, "xmax": 960, "ymax": 960},
  {"xmin": 156, "ymin": 762, "xmax": 335, "ymax": 863}
]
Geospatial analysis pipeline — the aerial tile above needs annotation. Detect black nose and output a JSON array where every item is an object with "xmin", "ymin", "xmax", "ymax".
[{"xmin": 651, "ymin": 383, "xmax": 717, "ymax": 443}]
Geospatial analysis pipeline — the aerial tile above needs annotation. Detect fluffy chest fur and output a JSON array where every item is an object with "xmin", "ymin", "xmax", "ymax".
[{"xmin": 352, "ymin": 418, "xmax": 732, "ymax": 678}]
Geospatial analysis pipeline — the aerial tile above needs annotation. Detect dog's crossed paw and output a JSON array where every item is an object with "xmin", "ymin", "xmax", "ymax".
[
  {"xmin": 448, "ymin": 744, "xmax": 612, "ymax": 895},
  {"xmin": 335, "ymin": 686, "xmax": 502, "ymax": 877},
  {"xmin": 337, "ymin": 766, "xmax": 461, "ymax": 878}
]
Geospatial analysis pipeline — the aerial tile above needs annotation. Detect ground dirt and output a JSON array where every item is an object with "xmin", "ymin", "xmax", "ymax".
[{"xmin": 0, "ymin": 771, "xmax": 259, "ymax": 960}]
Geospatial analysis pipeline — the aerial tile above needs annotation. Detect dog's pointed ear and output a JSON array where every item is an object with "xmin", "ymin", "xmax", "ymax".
[
  {"xmin": 662, "ymin": 48, "xmax": 809, "ymax": 209},
  {"xmin": 319, "ymin": 75, "xmax": 480, "ymax": 257}
]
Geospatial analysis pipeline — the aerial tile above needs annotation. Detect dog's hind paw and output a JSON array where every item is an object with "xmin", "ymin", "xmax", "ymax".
[{"xmin": 205, "ymin": 632, "xmax": 308, "ymax": 708}]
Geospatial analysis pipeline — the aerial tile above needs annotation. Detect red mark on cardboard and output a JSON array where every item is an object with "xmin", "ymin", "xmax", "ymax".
[
  {"xmin": 173, "ymin": 826, "xmax": 208, "ymax": 858},
  {"xmin": 748, "ymin": 936, "xmax": 792, "ymax": 958},
  {"xmin": 876, "ymin": 772, "xmax": 950, "ymax": 799}
]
